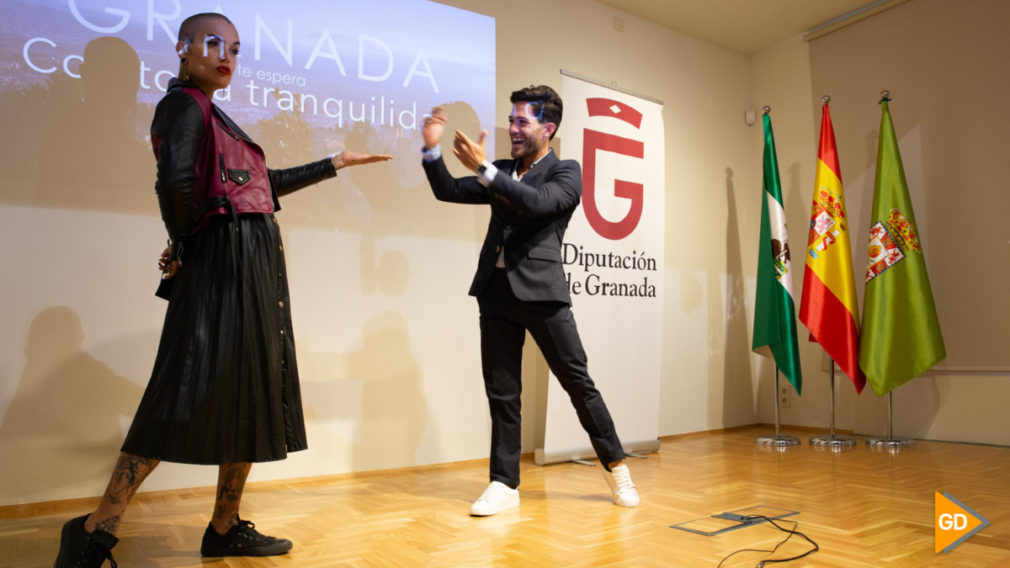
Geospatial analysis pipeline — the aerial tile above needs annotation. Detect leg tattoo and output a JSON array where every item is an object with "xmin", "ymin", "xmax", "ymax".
[
  {"xmin": 85, "ymin": 453, "xmax": 158, "ymax": 535},
  {"xmin": 93, "ymin": 515, "xmax": 122, "ymax": 535},
  {"xmin": 108, "ymin": 454, "xmax": 157, "ymax": 504},
  {"xmin": 211, "ymin": 463, "xmax": 251, "ymax": 534}
]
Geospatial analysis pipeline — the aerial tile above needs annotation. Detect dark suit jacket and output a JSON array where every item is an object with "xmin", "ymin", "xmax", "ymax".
[{"xmin": 423, "ymin": 150, "xmax": 581, "ymax": 304}]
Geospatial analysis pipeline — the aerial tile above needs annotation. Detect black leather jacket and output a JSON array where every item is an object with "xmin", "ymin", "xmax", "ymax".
[{"xmin": 151, "ymin": 79, "xmax": 335, "ymax": 258}]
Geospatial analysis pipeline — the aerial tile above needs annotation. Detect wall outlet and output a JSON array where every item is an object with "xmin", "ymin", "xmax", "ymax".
[{"xmin": 779, "ymin": 385, "xmax": 791, "ymax": 409}]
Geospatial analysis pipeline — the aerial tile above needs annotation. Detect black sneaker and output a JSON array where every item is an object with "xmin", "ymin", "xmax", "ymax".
[
  {"xmin": 53, "ymin": 515, "xmax": 119, "ymax": 568},
  {"xmin": 200, "ymin": 519, "xmax": 292, "ymax": 557}
]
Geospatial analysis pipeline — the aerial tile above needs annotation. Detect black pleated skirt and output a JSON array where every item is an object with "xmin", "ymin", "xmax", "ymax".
[{"xmin": 121, "ymin": 213, "xmax": 308, "ymax": 464}]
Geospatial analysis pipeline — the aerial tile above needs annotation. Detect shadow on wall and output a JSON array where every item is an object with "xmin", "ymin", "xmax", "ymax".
[
  {"xmin": 297, "ymin": 245, "xmax": 430, "ymax": 472},
  {"xmin": 0, "ymin": 306, "xmax": 143, "ymax": 505},
  {"xmin": 268, "ymin": 99, "xmax": 488, "ymax": 244},
  {"xmin": 348, "ymin": 309, "xmax": 427, "ymax": 470},
  {"xmin": 0, "ymin": 36, "xmax": 154, "ymax": 214},
  {"xmin": 719, "ymin": 167, "xmax": 755, "ymax": 426},
  {"xmin": 355, "ymin": 239, "xmax": 426, "ymax": 469},
  {"xmin": 896, "ymin": 377, "xmax": 942, "ymax": 439}
]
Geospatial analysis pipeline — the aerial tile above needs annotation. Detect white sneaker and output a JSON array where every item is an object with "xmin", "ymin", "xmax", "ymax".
[
  {"xmin": 602, "ymin": 464, "xmax": 639, "ymax": 507},
  {"xmin": 470, "ymin": 481, "xmax": 519, "ymax": 516}
]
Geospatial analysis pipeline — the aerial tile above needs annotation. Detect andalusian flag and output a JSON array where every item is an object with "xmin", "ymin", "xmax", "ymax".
[
  {"xmin": 752, "ymin": 113, "xmax": 802, "ymax": 394},
  {"xmin": 859, "ymin": 98, "xmax": 945, "ymax": 396},
  {"xmin": 799, "ymin": 102, "xmax": 866, "ymax": 393}
]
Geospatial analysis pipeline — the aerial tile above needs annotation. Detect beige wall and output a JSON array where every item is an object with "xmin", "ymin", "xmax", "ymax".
[{"xmin": 748, "ymin": 0, "xmax": 1010, "ymax": 444}]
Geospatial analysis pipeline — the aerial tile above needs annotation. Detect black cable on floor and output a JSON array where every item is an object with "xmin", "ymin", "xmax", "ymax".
[{"xmin": 716, "ymin": 515, "xmax": 819, "ymax": 567}]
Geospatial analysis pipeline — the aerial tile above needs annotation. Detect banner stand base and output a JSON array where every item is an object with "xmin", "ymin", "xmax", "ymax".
[{"xmin": 535, "ymin": 438, "xmax": 661, "ymax": 466}]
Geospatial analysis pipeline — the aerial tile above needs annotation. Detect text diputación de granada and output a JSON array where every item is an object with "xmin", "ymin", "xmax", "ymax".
[{"xmin": 563, "ymin": 243, "xmax": 658, "ymax": 298}]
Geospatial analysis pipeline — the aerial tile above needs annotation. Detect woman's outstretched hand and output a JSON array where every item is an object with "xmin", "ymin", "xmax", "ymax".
[{"xmin": 332, "ymin": 151, "xmax": 393, "ymax": 170}]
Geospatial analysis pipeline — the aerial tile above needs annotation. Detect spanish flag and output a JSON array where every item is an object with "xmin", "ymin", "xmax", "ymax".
[{"xmin": 799, "ymin": 102, "xmax": 866, "ymax": 393}]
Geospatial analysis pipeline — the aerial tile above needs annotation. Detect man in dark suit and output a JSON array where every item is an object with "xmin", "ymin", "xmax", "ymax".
[{"xmin": 421, "ymin": 85, "xmax": 639, "ymax": 516}]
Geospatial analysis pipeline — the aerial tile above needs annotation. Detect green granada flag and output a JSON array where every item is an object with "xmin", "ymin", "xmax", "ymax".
[
  {"xmin": 859, "ymin": 99, "xmax": 945, "ymax": 396},
  {"xmin": 752, "ymin": 113, "xmax": 802, "ymax": 394}
]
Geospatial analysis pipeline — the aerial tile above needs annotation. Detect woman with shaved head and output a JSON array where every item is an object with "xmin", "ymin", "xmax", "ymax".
[{"xmin": 54, "ymin": 13, "xmax": 391, "ymax": 568}]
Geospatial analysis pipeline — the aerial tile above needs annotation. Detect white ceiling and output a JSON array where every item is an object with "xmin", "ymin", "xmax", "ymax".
[{"xmin": 596, "ymin": 0, "xmax": 879, "ymax": 54}]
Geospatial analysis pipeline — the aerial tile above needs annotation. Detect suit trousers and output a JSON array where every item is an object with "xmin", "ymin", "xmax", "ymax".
[{"xmin": 476, "ymin": 269, "xmax": 625, "ymax": 488}]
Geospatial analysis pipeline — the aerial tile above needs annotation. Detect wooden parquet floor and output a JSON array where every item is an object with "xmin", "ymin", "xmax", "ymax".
[{"xmin": 2, "ymin": 426, "xmax": 1010, "ymax": 567}]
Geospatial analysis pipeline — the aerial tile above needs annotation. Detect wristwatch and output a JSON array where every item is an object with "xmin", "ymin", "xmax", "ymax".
[{"xmin": 477, "ymin": 160, "xmax": 491, "ymax": 175}]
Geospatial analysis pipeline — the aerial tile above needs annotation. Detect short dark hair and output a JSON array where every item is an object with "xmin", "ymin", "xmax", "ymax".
[
  {"xmin": 510, "ymin": 85, "xmax": 563, "ymax": 140},
  {"xmin": 178, "ymin": 12, "xmax": 233, "ymax": 43}
]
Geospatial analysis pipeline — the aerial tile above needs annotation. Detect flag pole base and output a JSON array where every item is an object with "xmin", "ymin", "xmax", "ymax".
[
  {"xmin": 868, "ymin": 392, "xmax": 914, "ymax": 451},
  {"xmin": 759, "ymin": 367, "xmax": 798, "ymax": 449},
  {"xmin": 867, "ymin": 436, "xmax": 914, "ymax": 450},
  {"xmin": 810, "ymin": 435, "xmax": 857, "ymax": 450},
  {"xmin": 756, "ymin": 435, "xmax": 801, "ymax": 448},
  {"xmin": 811, "ymin": 360, "xmax": 855, "ymax": 451}
]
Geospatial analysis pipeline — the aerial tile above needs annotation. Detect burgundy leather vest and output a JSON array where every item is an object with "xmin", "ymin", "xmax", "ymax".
[{"xmin": 181, "ymin": 87, "xmax": 273, "ymax": 224}]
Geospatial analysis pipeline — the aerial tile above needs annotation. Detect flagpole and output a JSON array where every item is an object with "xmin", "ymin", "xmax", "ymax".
[
  {"xmin": 757, "ymin": 364, "xmax": 800, "ymax": 448},
  {"xmin": 753, "ymin": 105, "xmax": 799, "ymax": 449},
  {"xmin": 864, "ymin": 89, "xmax": 926, "ymax": 451},
  {"xmin": 775, "ymin": 364, "xmax": 780, "ymax": 439},
  {"xmin": 867, "ymin": 391, "xmax": 914, "ymax": 450},
  {"xmin": 810, "ymin": 359, "xmax": 856, "ymax": 449}
]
